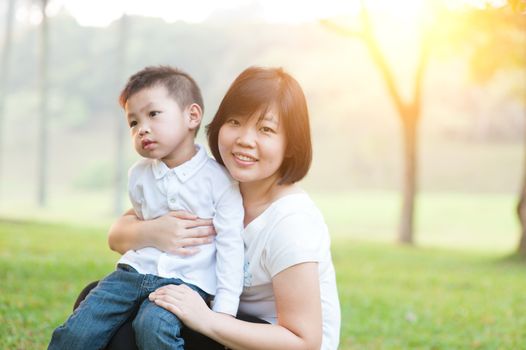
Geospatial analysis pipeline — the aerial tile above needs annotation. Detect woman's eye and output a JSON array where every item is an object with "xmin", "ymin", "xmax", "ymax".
[
  {"xmin": 227, "ymin": 119, "xmax": 240, "ymax": 126},
  {"xmin": 129, "ymin": 121, "xmax": 137, "ymax": 128},
  {"xmin": 149, "ymin": 111, "xmax": 160, "ymax": 117},
  {"xmin": 261, "ymin": 126, "xmax": 275, "ymax": 133}
]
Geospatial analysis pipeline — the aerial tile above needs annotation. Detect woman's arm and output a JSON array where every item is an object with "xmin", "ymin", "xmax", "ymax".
[
  {"xmin": 150, "ymin": 262, "xmax": 322, "ymax": 350},
  {"xmin": 108, "ymin": 209, "xmax": 216, "ymax": 255}
]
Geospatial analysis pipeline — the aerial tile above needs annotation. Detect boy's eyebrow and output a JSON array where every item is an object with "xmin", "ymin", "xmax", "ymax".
[{"xmin": 126, "ymin": 102, "xmax": 157, "ymax": 118}]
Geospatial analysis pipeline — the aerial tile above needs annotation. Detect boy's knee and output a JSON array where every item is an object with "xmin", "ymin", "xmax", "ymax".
[
  {"xmin": 133, "ymin": 303, "xmax": 182, "ymax": 339},
  {"xmin": 133, "ymin": 304, "xmax": 185, "ymax": 349},
  {"xmin": 49, "ymin": 324, "xmax": 94, "ymax": 349}
]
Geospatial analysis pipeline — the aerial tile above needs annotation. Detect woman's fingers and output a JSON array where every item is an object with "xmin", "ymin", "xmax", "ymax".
[
  {"xmin": 168, "ymin": 211, "xmax": 214, "ymax": 229},
  {"xmin": 150, "ymin": 284, "xmax": 192, "ymax": 300},
  {"xmin": 170, "ymin": 210, "xmax": 198, "ymax": 220},
  {"xmin": 186, "ymin": 218, "xmax": 214, "ymax": 229},
  {"xmin": 154, "ymin": 299, "xmax": 182, "ymax": 315},
  {"xmin": 166, "ymin": 230, "xmax": 215, "ymax": 254},
  {"xmin": 189, "ymin": 225, "xmax": 216, "ymax": 237},
  {"xmin": 169, "ymin": 246, "xmax": 200, "ymax": 256}
]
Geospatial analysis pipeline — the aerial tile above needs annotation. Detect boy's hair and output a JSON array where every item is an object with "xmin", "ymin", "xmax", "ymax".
[
  {"xmin": 207, "ymin": 66, "xmax": 312, "ymax": 185},
  {"xmin": 119, "ymin": 66, "xmax": 204, "ymax": 132}
]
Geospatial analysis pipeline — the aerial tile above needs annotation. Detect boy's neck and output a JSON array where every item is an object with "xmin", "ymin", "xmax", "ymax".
[{"xmin": 161, "ymin": 141, "xmax": 197, "ymax": 169}]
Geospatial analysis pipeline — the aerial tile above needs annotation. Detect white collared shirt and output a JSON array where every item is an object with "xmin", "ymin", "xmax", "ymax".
[{"xmin": 118, "ymin": 144, "xmax": 244, "ymax": 316}]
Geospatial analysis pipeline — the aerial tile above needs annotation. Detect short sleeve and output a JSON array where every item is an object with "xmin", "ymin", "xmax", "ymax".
[
  {"xmin": 265, "ymin": 213, "xmax": 323, "ymax": 277},
  {"xmin": 127, "ymin": 161, "xmax": 145, "ymax": 220}
]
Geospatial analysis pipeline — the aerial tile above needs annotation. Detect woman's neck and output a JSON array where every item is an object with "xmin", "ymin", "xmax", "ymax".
[{"xmin": 239, "ymin": 177, "xmax": 299, "ymax": 227}]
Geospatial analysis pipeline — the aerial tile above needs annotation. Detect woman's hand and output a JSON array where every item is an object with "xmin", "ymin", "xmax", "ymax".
[
  {"xmin": 154, "ymin": 211, "xmax": 216, "ymax": 255},
  {"xmin": 149, "ymin": 284, "xmax": 215, "ymax": 334},
  {"xmin": 108, "ymin": 210, "xmax": 216, "ymax": 255}
]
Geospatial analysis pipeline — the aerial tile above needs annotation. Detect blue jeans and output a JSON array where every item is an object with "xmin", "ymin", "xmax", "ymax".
[{"xmin": 48, "ymin": 264, "xmax": 208, "ymax": 350}]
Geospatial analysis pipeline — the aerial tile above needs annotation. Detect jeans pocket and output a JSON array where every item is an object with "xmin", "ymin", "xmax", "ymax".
[{"xmin": 117, "ymin": 263, "xmax": 138, "ymax": 273}]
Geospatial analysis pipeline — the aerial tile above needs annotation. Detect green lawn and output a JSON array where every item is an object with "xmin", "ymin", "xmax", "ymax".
[{"xmin": 1, "ymin": 219, "xmax": 524, "ymax": 349}]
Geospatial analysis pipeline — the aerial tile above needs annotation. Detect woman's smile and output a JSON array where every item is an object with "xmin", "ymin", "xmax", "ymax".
[{"xmin": 233, "ymin": 152, "xmax": 258, "ymax": 165}]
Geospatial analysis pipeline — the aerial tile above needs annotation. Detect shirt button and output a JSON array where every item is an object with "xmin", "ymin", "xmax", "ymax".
[{"xmin": 169, "ymin": 198, "xmax": 176, "ymax": 203}]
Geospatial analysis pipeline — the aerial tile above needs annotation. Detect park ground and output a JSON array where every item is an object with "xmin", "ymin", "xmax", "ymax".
[{"xmin": 1, "ymin": 191, "xmax": 525, "ymax": 349}]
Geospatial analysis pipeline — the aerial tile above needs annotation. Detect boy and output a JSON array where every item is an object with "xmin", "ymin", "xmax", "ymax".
[{"xmin": 48, "ymin": 66, "xmax": 244, "ymax": 350}]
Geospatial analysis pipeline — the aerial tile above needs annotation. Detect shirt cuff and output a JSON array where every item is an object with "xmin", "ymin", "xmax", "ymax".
[{"xmin": 211, "ymin": 291, "xmax": 240, "ymax": 316}]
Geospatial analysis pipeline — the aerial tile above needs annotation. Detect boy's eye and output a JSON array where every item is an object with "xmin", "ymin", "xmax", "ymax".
[
  {"xmin": 149, "ymin": 111, "xmax": 160, "ymax": 117},
  {"xmin": 129, "ymin": 121, "xmax": 137, "ymax": 128}
]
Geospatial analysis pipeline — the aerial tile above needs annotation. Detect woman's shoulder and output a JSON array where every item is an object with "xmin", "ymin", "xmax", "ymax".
[
  {"xmin": 260, "ymin": 192, "xmax": 327, "ymax": 241},
  {"xmin": 258, "ymin": 193, "xmax": 330, "ymax": 277},
  {"xmin": 270, "ymin": 192, "xmax": 322, "ymax": 222}
]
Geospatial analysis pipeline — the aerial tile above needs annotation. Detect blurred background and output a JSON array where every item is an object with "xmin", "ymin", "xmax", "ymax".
[
  {"xmin": 0, "ymin": 0, "xmax": 525, "ymax": 348},
  {"xmin": 1, "ymin": 0, "xmax": 524, "ymax": 251}
]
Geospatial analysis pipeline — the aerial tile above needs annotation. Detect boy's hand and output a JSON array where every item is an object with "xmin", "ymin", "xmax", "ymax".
[{"xmin": 155, "ymin": 211, "xmax": 216, "ymax": 256}]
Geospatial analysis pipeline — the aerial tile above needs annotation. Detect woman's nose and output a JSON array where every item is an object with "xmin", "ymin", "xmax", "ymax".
[{"xmin": 236, "ymin": 127, "xmax": 256, "ymax": 147}]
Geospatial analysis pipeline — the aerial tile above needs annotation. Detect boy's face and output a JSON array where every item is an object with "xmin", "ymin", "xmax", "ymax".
[{"xmin": 125, "ymin": 85, "xmax": 196, "ymax": 168}]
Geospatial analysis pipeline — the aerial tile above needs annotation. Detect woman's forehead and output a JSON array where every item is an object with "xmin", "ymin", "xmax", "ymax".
[{"xmin": 243, "ymin": 106, "xmax": 280, "ymax": 124}]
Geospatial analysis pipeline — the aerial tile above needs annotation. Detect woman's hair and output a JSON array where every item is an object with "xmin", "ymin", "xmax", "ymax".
[{"xmin": 207, "ymin": 66, "xmax": 312, "ymax": 184}]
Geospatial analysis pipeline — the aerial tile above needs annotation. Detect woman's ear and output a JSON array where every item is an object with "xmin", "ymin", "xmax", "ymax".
[{"xmin": 187, "ymin": 103, "xmax": 203, "ymax": 131}]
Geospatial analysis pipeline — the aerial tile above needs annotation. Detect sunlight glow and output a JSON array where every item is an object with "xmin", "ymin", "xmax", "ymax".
[{"xmin": 18, "ymin": 0, "xmax": 513, "ymax": 27}]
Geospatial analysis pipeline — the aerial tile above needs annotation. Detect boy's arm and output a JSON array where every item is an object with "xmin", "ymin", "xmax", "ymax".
[
  {"xmin": 211, "ymin": 182, "xmax": 245, "ymax": 316},
  {"xmin": 108, "ymin": 210, "xmax": 216, "ymax": 255}
]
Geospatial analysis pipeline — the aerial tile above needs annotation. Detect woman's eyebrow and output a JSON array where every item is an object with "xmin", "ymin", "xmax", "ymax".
[{"xmin": 257, "ymin": 111, "xmax": 279, "ymax": 123}]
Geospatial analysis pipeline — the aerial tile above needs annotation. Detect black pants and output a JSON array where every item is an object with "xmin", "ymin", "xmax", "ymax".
[{"xmin": 74, "ymin": 281, "xmax": 268, "ymax": 350}]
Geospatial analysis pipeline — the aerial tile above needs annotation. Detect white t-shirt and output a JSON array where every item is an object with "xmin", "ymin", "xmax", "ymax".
[
  {"xmin": 239, "ymin": 193, "xmax": 341, "ymax": 350},
  {"xmin": 118, "ymin": 144, "xmax": 244, "ymax": 316}
]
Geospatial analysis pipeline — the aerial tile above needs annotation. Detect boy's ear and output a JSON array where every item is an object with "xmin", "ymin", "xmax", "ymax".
[{"xmin": 187, "ymin": 103, "xmax": 202, "ymax": 130}]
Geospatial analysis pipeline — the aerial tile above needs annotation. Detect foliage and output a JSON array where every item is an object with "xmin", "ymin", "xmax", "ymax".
[
  {"xmin": 431, "ymin": 1, "xmax": 526, "ymax": 89},
  {"xmin": 1, "ymin": 219, "xmax": 525, "ymax": 349}
]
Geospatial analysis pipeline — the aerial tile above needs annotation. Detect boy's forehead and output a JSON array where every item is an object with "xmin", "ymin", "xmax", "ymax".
[
  {"xmin": 131, "ymin": 84, "xmax": 170, "ymax": 100},
  {"xmin": 125, "ymin": 85, "xmax": 178, "ymax": 112}
]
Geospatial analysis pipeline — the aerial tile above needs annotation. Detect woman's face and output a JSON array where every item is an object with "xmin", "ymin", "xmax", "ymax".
[{"xmin": 218, "ymin": 108, "xmax": 287, "ymax": 186}]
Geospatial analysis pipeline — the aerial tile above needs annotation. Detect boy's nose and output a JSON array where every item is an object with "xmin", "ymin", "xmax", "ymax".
[{"xmin": 138, "ymin": 126, "xmax": 150, "ymax": 135}]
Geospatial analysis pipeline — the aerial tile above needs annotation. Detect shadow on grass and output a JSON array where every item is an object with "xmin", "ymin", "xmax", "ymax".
[{"xmin": 495, "ymin": 252, "xmax": 526, "ymax": 265}]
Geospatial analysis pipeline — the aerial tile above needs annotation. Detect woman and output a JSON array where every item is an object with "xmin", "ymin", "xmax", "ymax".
[{"xmin": 107, "ymin": 66, "xmax": 341, "ymax": 349}]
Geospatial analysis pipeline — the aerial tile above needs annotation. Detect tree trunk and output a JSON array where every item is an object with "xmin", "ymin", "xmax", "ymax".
[
  {"xmin": 399, "ymin": 111, "xmax": 418, "ymax": 244},
  {"xmin": 113, "ymin": 15, "xmax": 128, "ymax": 215},
  {"xmin": 321, "ymin": 3, "xmax": 429, "ymax": 245},
  {"xmin": 0, "ymin": 0, "xmax": 16, "ymax": 200},
  {"xmin": 516, "ymin": 120, "xmax": 526, "ymax": 256},
  {"xmin": 37, "ymin": 0, "xmax": 49, "ymax": 207}
]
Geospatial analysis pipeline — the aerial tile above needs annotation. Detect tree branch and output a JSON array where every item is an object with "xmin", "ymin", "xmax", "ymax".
[
  {"xmin": 358, "ymin": 3, "xmax": 408, "ymax": 120},
  {"xmin": 319, "ymin": 19, "xmax": 363, "ymax": 38}
]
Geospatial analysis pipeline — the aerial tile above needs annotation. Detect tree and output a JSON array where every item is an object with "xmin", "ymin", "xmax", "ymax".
[
  {"xmin": 504, "ymin": 1, "xmax": 526, "ymax": 256},
  {"xmin": 37, "ymin": 0, "xmax": 50, "ymax": 207},
  {"xmin": 445, "ymin": 1, "xmax": 525, "ymax": 255},
  {"xmin": 322, "ymin": 2, "xmax": 431, "ymax": 244},
  {"xmin": 113, "ymin": 14, "xmax": 129, "ymax": 215},
  {"xmin": 323, "ymin": 0, "xmax": 525, "ymax": 248},
  {"xmin": 0, "ymin": 0, "xmax": 16, "ymax": 200}
]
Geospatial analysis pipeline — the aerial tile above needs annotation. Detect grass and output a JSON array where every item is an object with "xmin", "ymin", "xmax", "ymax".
[
  {"xmin": 1, "ymin": 219, "xmax": 525, "ymax": 349},
  {"xmin": 312, "ymin": 191, "xmax": 519, "ymax": 253}
]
